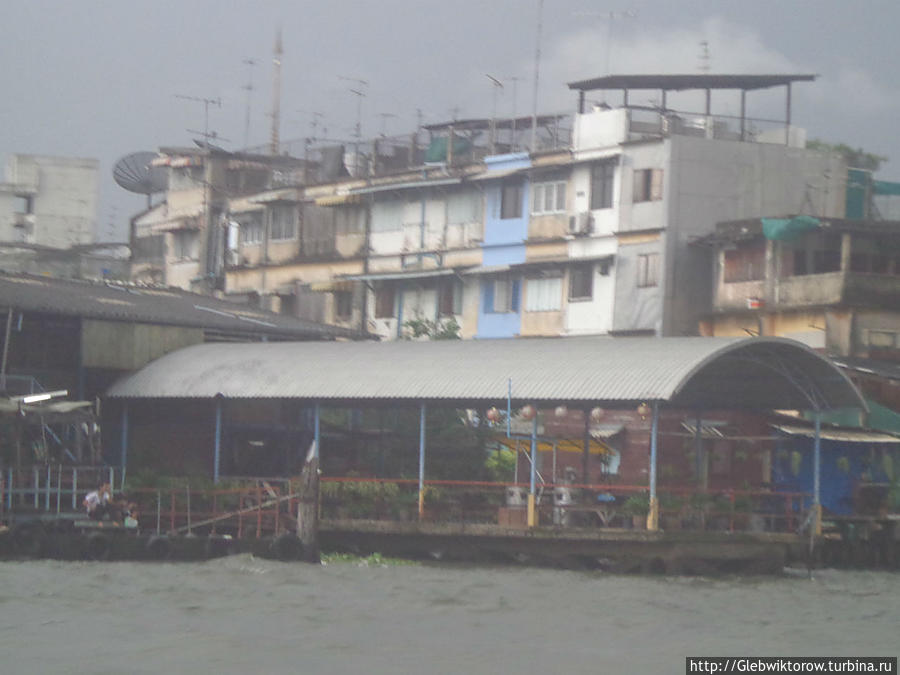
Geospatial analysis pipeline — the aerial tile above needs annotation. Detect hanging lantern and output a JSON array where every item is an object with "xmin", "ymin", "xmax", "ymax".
[
  {"xmin": 519, "ymin": 404, "xmax": 536, "ymax": 421},
  {"xmin": 485, "ymin": 407, "xmax": 501, "ymax": 423},
  {"xmin": 636, "ymin": 402, "xmax": 651, "ymax": 419},
  {"xmin": 590, "ymin": 407, "xmax": 605, "ymax": 422},
  {"xmin": 554, "ymin": 405, "xmax": 568, "ymax": 418}
]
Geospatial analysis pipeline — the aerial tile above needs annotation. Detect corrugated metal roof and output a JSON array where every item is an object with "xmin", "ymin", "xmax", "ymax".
[
  {"xmin": 106, "ymin": 336, "xmax": 865, "ymax": 411},
  {"xmin": 0, "ymin": 272, "xmax": 363, "ymax": 340},
  {"xmin": 772, "ymin": 424, "xmax": 899, "ymax": 444}
]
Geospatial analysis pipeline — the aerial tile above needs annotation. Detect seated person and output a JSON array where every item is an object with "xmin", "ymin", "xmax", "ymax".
[{"xmin": 83, "ymin": 482, "xmax": 113, "ymax": 520}]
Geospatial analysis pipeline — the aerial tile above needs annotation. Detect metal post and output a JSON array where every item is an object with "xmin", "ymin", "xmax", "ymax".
[
  {"xmin": 56, "ymin": 464, "xmax": 61, "ymax": 515},
  {"xmin": 527, "ymin": 409, "xmax": 538, "ymax": 527},
  {"xmin": 740, "ymin": 90, "xmax": 746, "ymax": 141},
  {"xmin": 7, "ymin": 467, "xmax": 12, "ymax": 511},
  {"xmin": 72, "ymin": 468, "xmax": 77, "ymax": 510},
  {"xmin": 156, "ymin": 490, "xmax": 161, "ymax": 535},
  {"xmin": 813, "ymin": 411, "xmax": 822, "ymax": 535},
  {"xmin": 313, "ymin": 402, "xmax": 321, "ymax": 459},
  {"xmin": 120, "ymin": 403, "xmax": 129, "ymax": 478},
  {"xmin": 647, "ymin": 401, "xmax": 660, "ymax": 531},
  {"xmin": 213, "ymin": 398, "xmax": 222, "ymax": 484},
  {"xmin": 45, "ymin": 464, "xmax": 51, "ymax": 511},
  {"xmin": 694, "ymin": 411, "xmax": 704, "ymax": 488},
  {"xmin": 785, "ymin": 83, "xmax": 792, "ymax": 146},
  {"xmin": 418, "ymin": 403, "xmax": 426, "ymax": 520}
]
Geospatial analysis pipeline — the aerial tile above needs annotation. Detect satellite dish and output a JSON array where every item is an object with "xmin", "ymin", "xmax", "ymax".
[{"xmin": 113, "ymin": 151, "xmax": 167, "ymax": 196}]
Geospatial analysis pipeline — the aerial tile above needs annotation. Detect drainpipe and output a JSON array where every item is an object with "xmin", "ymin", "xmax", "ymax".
[
  {"xmin": 527, "ymin": 408, "xmax": 538, "ymax": 527},
  {"xmin": 647, "ymin": 401, "xmax": 660, "ymax": 531},
  {"xmin": 813, "ymin": 411, "xmax": 822, "ymax": 536},
  {"xmin": 418, "ymin": 403, "xmax": 426, "ymax": 520}
]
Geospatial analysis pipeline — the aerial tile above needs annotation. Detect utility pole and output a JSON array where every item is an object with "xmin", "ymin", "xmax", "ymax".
[
  {"xmin": 242, "ymin": 58, "xmax": 257, "ymax": 150},
  {"xmin": 270, "ymin": 28, "xmax": 283, "ymax": 155},
  {"xmin": 530, "ymin": 0, "xmax": 544, "ymax": 153}
]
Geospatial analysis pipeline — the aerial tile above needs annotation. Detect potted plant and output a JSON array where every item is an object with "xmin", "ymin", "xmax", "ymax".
[
  {"xmin": 622, "ymin": 493, "xmax": 650, "ymax": 529},
  {"xmin": 659, "ymin": 493, "xmax": 684, "ymax": 531}
]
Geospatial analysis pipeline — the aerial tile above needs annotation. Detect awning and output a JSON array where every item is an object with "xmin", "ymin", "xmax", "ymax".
[
  {"xmin": 345, "ymin": 269, "xmax": 463, "ymax": 283},
  {"xmin": 514, "ymin": 254, "xmax": 614, "ymax": 269},
  {"xmin": 308, "ymin": 280, "xmax": 356, "ymax": 292},
  {"xmin": 591, "ymin": 424, "xmax": 625, "ymax": 439},
  {"xmin": 314, "ymin": 194, "xmax": 362, "ymax": 207},
  {"xmin": 462, "ymin": 264, "xmax": 512, "ymax": 276},
  {"xmin": 350, "ymin": 177, "xmax": 461, "ymax": 195},
  {"xmin": 772, "ymin": 424, "xmax": 900, "ymax": 444},
  {"xmin": 467, "ymin": 168, "xmax": 527, "ymax": 183},
  {"xmin": 494, "ymin": 434, "xmax": 613, "ymax": 455}
]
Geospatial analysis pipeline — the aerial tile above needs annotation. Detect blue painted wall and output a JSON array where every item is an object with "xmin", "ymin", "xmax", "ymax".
[
  {"xmin": 476, "ymin": 153, "xmax": 530, "ymax": 338},
  {"xmin": 772, "ymin": 437, "xmax": 898, "ymax": 515}
]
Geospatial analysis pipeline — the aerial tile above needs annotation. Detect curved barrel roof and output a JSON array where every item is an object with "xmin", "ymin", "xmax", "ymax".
[{"xmin": 106, "ymin": 336, "xmax": 864, "ymax": 412}]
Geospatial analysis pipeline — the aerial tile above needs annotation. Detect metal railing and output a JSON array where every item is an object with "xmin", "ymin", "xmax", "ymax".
[{"xmin": 2, "ymin": 465, "xmax": 117, "ymax": 516}]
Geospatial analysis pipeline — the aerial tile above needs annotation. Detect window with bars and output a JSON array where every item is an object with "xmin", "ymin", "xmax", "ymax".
[
  {"xmin": 590, "ymin": 161, "xmax": 615, "ymax": 210},
  {"xmin": 238, "ymin": 212, "xmax": 264, "ymax": 245},
  {"xmin": 270, "ymin": 205, "xmax": 296, "ymax": 240},
  {"xmin": 531, "ymin": 181, "xmax": 566, "ymax": 215}
]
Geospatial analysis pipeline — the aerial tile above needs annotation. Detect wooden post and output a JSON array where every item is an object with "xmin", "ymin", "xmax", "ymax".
[{"xmin": 297, "ymin": 442, "xmax": 320, "ymax": 563}]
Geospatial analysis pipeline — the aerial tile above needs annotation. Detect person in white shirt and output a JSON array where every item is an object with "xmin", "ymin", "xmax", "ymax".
[{"xmin": 83, "ymin": 482, "xmax": 112, "ymax": 520}]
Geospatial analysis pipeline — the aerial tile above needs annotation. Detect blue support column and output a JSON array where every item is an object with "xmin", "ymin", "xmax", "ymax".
[
  {"xmin": 313, "ymin": 402, "xmax": 321, "ymax": 459},
  {"xmin": 813, "ymin": 411, "xmax": 822, "ymax": 535},
  {"xmin": 418, "ymin": 403, "xmax": 426, "ymax": 520},
  {"xmin": 213, "ymin": 398, "xmax": 223, "ymax": 484},
  {"xmin": 120, "ymin": 403, "xmax": 129, "ymax": 479},
  {"xmin": 648, "ymin": 401, "xmax": 660, "ymax": 531},
  {"xmin": 527, "ymin": 409, "xmax": 538, "ymax": 527}
]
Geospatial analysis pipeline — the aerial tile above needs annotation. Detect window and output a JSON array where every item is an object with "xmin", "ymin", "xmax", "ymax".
[
  {"xmin": 525, "ymin": 276, "xmax": 562, "ymax": 312},
  {"xmin": 334, "ymin": 291, "xmax": 353, "ymax": 320},
  {"xmin": 171, "ymin": 230, "xmax": 196, "ymax": 260},
  {"xmin": 724, "ymin": 241, "xmax": 766, "ymax": 283},
  {"xmin": 637, "ymin": 253, "xmax": 659, "ymax": 288},
  {"xmin": 484, "ymin": 277, "xmax": 520, "ymax": 313},
  {"xmin": 238, "ymin": 212, "xmax": 264, "ymax": 245},
  {"xmin": 568, "ymin": 264, "xmax": 594, "ymax": 301},
  {"xmin": 14, "ymin": 194, "xmax": 33, "ymax": 215},
  {"xmin": 500, "ymin": 181, "xmax": 523, "ymax": 219},
  {"xmin": 633, "ymin": 169, "xmax": 664, "ymax": 203},
  {"xmin": 590, "ymin": 162, "xmax": 615, "ymax": 210},
  {"xmin": 438, "ymin": 279, "xmax": 463, "ymax": 316},
  {"xmin": 375, "ymin": 286, "xmax": 395, "ymax": 319},
  {"xmin": 531, "ymin": 181, "xmax": 566, "ymax": 215},
  {"xmin": 270, "ymin": 205, "xmax": 296, "ymax": 240}
]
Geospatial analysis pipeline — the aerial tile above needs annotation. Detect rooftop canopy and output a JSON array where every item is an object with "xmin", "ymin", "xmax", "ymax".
[
  {"xmin": 106, "ymin": 336, "xmax": 864, "ymax": 412},
  {"xmin": 567, "ymin": 73, "xmax": 817, "ymax": 93}
]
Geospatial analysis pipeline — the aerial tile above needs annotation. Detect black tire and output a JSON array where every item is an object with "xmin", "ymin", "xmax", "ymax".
[
  {"xmin": 12, "ymin": 522, "xmax": 47, "ymax": 558},
  {"xmin": 270, "ymin": 533, "xmax": 304, "ymax": 561},
  {"xmin": 85, "ymin": 532, "xmax": 111, "ymax": 561},
  {"xmin": 205, "ymin": 535, "xmax": 234, "ymax": 559},
  {"xmin": 146, "ymin": 535, "xmax": 171, "ymax": 561}
]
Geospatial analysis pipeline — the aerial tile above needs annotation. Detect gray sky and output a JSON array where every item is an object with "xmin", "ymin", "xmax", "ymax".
[{"xmin": 2, "ymin": 0, "xmax": 898, "ymax": 241}]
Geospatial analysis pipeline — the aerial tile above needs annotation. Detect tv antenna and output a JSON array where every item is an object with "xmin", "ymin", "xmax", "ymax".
[
  {"xmin": 339, "ymin": 76, "xmax": 368, "ymax": 174},
  {"xmin": 174, "ymin": 94, "xmax": 223, "ymax": 145},
  {"xmin": 486, "ymin": 74, "xmax": 504, "ymax": 153},
  {"xmin": 242, "ymin": 58, "xmax": 257, "ymax": 148},
  {"xmin": 698, "ymin": 40, "xmax": 711, "ymax": 73}
]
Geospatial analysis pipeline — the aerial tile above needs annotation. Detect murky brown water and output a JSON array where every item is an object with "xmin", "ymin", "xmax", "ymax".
[{"xmin": 0, "ymin": 558, "xmax": 896, "ymax": 674}]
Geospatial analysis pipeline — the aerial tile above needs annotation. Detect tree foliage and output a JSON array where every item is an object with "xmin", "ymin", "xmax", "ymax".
[{"xmin": 807, "ymin": 139, "xmax": 888, "ymax": 172}]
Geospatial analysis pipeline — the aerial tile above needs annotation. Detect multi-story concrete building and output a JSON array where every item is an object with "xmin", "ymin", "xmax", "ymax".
[
  {"xmin": 0, "ymin": 154, "xmax": 99, "ymax": 249},
  {"xmin": 135, "ymin": 73, "xmax": 859, "ymax": 342}
]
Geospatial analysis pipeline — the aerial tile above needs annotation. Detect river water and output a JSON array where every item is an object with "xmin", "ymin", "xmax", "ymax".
[{"xmin": 1, "ymin": 558, "xmax": 896, "ymax": 674}]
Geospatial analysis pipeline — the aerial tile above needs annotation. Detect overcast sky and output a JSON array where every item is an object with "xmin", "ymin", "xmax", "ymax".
[{"xmin": 1, "ymin": 0, "xmax": 898, "ymax": 240}]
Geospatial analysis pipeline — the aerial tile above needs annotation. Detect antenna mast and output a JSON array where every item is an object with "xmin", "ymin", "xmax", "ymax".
[
  {"xmin": 174, "ymin": 94, "xmax": 223, "ymax": 144},
  {"xmin": 270, "ymin": 28, "xmax": 283, "ymax": 155},
  {"xmin": 242, "ymin": 58, "xmax": 257, "ymax": 149}
]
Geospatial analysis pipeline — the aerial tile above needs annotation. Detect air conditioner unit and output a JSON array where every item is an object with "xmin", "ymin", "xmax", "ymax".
[{"xmin": 568, "ymin": 212, "xmax": 593, "ymax": 235}]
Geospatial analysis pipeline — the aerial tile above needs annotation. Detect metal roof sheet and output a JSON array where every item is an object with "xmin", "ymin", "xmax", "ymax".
[
  {"xmin": 772, "ymin": 424, "xmax": 899, "ymax": 444},
  {"xmin": 0, "ymin": 272, "xmax": 363, "ymax": 340},
  {"xmin": 106, "ymin": 336, "xmax": 865, "ymax": 412},
  {"xmin": 567, "ymin": 74, "xmax": 817, "ymax": 92}
]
